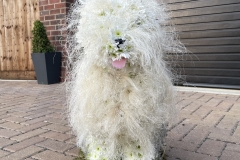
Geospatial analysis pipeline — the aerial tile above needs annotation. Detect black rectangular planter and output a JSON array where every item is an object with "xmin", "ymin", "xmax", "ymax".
[{"xmin": 32, "ymin": 52, "xmax": 62, "ymax": 84}]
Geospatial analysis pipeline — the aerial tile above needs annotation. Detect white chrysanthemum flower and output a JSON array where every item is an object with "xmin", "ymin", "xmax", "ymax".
[
  {"xmin": 119, "ymin": 53, "xmax": 130, "ymax": 59},
  {"xmin": 111, "ymin": 28, "xmax": 125, "ymax": 39},
  {"xmin": 89, "ymin": 154, "xmax": 99, "ymax": 160},
  {"xmin": 124, "ymin": 146, "xmax": 143, "ymax": 160}
]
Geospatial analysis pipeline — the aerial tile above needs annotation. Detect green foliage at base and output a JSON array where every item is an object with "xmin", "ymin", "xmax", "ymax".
[
  {"xmin": 73, "ymin": 149, "xmax": 86, "ymax": 160},
  {"xmin": 161, "ymin": 151, "xmax": 168, "ymax": 160},
  {"xmin": 72, "ymin": 149, "xmax": 168, "ymax": 160},
  {"xmin": 32, "ymin": 20, "xmax": 54, "ymax": 53}
]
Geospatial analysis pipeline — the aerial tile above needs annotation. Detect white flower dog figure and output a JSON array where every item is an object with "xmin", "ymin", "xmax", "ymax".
[{"xmin": 65, "ymin": 0, "xmax": 184, "ymax": 159}]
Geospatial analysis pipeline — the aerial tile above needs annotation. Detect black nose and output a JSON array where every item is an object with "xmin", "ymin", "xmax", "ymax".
[{"xmin": 115, "ymin": 39, "xmax": 126, "ymax": 48}]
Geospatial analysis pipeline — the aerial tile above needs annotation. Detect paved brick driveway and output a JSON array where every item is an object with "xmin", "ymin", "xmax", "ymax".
[{"xmin": 0, "ymin": 81, "xmax": 239, "ymax": 160}]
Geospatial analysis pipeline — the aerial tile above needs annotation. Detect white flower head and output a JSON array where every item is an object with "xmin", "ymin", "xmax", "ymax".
[
  {"xmin": 123, "ymin": 145, "xmax": 144, "ymax": 160},
  {"xmin": 88, "ymin": 152, "xmax": 100, "ymax": 160},
  {"xmin": 111, "ymin": 27, "xmax": 126, "ymax": 39},
  {"xmin": 85, "ymin": 138, "xmax": 110, "ymax": 160}
]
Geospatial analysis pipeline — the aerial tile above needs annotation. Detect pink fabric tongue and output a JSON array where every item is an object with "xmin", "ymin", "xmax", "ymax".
[{"xmin": 112, "ymin": 58, "xmax": 127, "ymax": 69}]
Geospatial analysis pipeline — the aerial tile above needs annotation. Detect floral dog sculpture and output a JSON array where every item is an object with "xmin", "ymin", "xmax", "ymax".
[{"xmin": 66, "ymin": 0, "xmax": 184, "ymax": 159}]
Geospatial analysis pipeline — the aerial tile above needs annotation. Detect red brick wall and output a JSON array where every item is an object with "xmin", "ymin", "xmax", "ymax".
[{"xmin": 39, "ymin": 0, "xmax": 75, "ymax": 81}]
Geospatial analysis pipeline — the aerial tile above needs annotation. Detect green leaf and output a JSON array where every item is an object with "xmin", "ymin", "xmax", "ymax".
[{"xmin": 32, "ymin": 20, "xmax": 55, "ymax": 53}]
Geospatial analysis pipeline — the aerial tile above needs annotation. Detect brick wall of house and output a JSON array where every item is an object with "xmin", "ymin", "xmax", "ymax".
[{"xmin": 39, "ymin": 0, "xmax": 75, "ymax": 81}]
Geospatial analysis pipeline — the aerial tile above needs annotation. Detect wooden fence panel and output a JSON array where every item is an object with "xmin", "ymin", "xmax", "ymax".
[
  {"xmin": 0, "ymin": 0, "xmax": 3, "ymax": 71},
  {"xmin": 0, "ymin": 0, "xmax": 39, "ymax": 80}
]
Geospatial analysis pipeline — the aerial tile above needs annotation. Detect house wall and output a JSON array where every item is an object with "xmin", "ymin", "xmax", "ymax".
[{"xmin": 39, "ymin": 0, "xmax": 75, "ymax": 81}]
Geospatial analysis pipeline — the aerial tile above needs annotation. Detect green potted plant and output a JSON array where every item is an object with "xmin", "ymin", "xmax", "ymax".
[{"xmin": 31, "ymin": 20, "xmax": 61, "ymax": 84}]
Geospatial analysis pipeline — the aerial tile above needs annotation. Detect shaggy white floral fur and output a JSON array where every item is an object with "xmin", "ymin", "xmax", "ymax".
[{"xmin": 65, "ymin": 0, "xmax": 185, "ymax": 159}]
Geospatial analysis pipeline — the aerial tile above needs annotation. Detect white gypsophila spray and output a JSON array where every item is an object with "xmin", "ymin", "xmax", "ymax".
[{"xmin": 65, "ymin": 0, "xmax": 185, "ymax": 159}]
